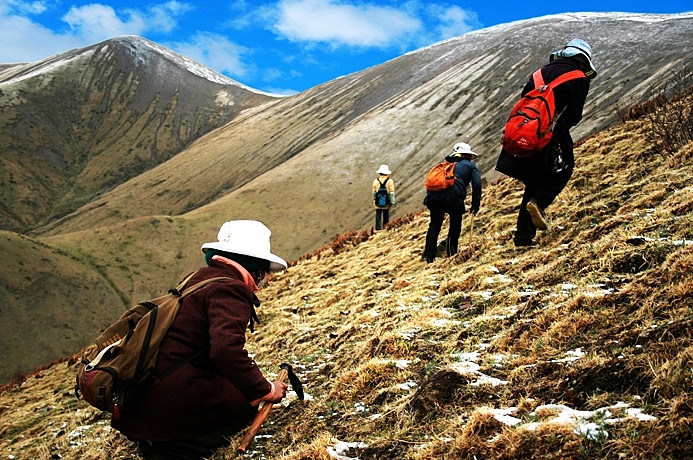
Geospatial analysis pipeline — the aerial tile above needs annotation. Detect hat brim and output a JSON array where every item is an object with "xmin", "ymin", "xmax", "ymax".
[
  {"xmin": 201, "ymin": 242, "xmax": 287, "ymax": 271},
  {"xmin": 552, "ymin": 49, "xmax": 597, "ymax": 77}
]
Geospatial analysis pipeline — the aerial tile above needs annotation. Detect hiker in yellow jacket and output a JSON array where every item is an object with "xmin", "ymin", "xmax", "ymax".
[{"xmin": 372, "ymin": 164, "xmax": 396, "ymax": 230}]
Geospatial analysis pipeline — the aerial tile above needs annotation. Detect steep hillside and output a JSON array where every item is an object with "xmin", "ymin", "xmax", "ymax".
[
  {"xmin": 31, "ymin": 13, "xmax": 693, "ymax": 261},
  {"xmin": 2, "ymin": 10, "xmax": 693, "ymax": 392},
  {"xmin": 0, "ymin": 36, "xmax": 278, "ymax": 233},
  {"xmin": 0, "ymin": 231, "xmax": 124, "ymax": 383},
  {"xmin": 1, "ymin": 92, "xmax": 691, "ymax": 459}
]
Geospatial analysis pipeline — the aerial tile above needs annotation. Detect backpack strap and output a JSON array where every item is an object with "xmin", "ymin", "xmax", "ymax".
[
  {"xmin": 179, "ymin": 276, "xmax": 232, "ymax": 298},
  {"xmin": 156, "ymin": 275, "xmax": 234, "ymax": 380},
  {"xmin": 378, "ymin": 177, "xmax": 389, "ymax": 187},
  {"xmin": 532, "ymin": 69, "xmax": 545, "ymax": 88},
  {"xmin": 167, "ymin": 271, "xmax": 199, "ymax": 296},
  {"xmin": 158, "ymin": 344, "xmax": 211, "ymax": 380},
  {"xmin": 533, "ymin": 69, "xmax": 587, "ymax": 90}
]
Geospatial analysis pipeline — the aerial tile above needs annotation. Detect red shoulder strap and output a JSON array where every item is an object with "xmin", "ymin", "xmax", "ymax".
[
  {"xmin": 532, "ymin": 69, "xmax": 586, "ymax": 89},
  {"xmin": 532, "ymin": 69, "xmax": 545, "ymax": 87},
  {"xmin": 546, "ymin": 70, "xmax": 587, "ymax": 88}
]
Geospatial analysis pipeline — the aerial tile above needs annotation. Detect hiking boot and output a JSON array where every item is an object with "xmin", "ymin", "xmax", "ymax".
[{"xmin": 526, "ymin": 200, "xmax": 548, "ymax": 230}]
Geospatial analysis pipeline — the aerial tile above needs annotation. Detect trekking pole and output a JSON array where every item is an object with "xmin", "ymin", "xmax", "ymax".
[{"xmin": 469, "ymin": 213, "xmax": 475, "ymax": 243}]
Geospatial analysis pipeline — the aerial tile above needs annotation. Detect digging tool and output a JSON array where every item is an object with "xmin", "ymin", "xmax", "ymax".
[{"xmin": 237, "ymin": 363, "xmax": 304, "ymax": 454}]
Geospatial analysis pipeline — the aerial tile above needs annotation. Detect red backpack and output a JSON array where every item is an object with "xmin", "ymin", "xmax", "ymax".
[
  {"xmin": 501, "ymin": 69, "xmax": 586, "ymax": 158},
  {"xmin": 424, "ymin": 161, "xmax": 456, "ymax": 191}
]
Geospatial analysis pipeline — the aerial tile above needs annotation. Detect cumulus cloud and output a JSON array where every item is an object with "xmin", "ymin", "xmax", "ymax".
[
  {"xmin": 62, "ymin": 1, "xmax": 189, "ymax": 43},
  {"xmin": 274, "ymin": 0, "xmax": 422, "ymax": 48},
  {"xmin": 428, "ymin": 4, "xmax": 481, "ymax": 40},
  {"xmin": 0, "ymin": 1, "xmax": 191, "ymax": 63},
  {"xmin": 0, "ymin": 7, "xmax": 82, "ymax": 62},
  {"xmin": 4, "ymin": 0, "xmax": 48, "ymax": 15},
  {"xmin": 169, "ymin": 32, "xmax": 250, "ymax": 78}
]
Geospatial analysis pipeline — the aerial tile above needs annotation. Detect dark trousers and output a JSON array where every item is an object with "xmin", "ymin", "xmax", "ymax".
[
  {"xmin": 136, "ymin": 406, "xmax": 257, "ymax": 459},
  {"xmin": 375, "ymin": 208, "xmax": 390, "ymax": 230},
  {"xmin": 424, "ymin": 204, "xmax": 464, "ymax": 262},
  {"xmin": 515, "ymin": 167, "xmax": 572, "ymax": 244}
]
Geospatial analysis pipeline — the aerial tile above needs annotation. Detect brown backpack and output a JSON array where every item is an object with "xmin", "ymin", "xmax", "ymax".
[{"xmin": 75, "ymin": 271, "xmax": 229, "ymax": 420}]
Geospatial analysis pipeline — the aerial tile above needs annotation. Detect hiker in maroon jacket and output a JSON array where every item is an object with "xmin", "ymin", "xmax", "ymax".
[
  {"xmin": 112, "ymin": 220, "xmax": 289, "ymax": 459},
  {"xmin": 496, "ymin": 38, "xmax": 597, "ymax": 247}
]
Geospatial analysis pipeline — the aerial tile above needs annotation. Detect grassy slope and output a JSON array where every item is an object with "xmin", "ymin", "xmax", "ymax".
[
  {"xmin": 0, "ymin": 231, "xmax": 125, "ymax": 383},
  {"xmin": 1, "ymin": 108, "xmax": 692, "ymax": 459}
]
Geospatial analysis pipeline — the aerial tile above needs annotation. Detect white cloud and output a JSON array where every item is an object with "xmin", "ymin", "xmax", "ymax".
[
  {"xmin": 0, "ymin": 1, "xmax": 192, "ymax": 64},
  {"xmin": 169, "ymin": 32, "xmax": 250, "ymax": 78},
  {"xmin": 5, "ymin": 0, "xmax": 48, "ymax": 15},
  {"xmin": 62, "ymin": 4, "xmax": 146, "ymax": 41},
  {"xmin": 428, "ymin": 4, "xmax": 481, "ymax": 40},
  {"xmin": 62, "ymin": 2, "xmax": 189, "ymax": 43},
  {"xmin": 274, "ymin": 0, "xmax": 422, "ymax": 48},
  {"xmin": 0, "ymin": 12, "xmax": 82, "ymax": 63}
]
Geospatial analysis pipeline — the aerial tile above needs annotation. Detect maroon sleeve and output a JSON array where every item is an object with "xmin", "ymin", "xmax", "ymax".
[{"xmin": 205, "ymin": 281, "xmax": 272, "ymax": 401}]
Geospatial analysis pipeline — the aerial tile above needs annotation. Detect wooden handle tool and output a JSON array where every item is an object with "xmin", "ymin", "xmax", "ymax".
[{"xmin": 237, "ymin": 368, "xmax": 288, "ymax": 454}]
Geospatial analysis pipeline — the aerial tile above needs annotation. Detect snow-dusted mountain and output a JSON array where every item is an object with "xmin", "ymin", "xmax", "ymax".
[
  {"xmin": 0, "ymin": 35, "xmax": 278, "ymax": 232},
  {"xmin": 28, "ymin": 12, "xmax": 693, "ymax": 251}
]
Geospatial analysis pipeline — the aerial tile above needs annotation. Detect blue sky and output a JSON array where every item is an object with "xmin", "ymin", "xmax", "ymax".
[{"xmin": 1, "ymin": 1, "xmax": 691, "ymax": 94}]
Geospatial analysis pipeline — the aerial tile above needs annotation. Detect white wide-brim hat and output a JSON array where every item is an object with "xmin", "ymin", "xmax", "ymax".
[
  {"xmin": 377, "ymin": 164, "xmax": 391, "ymax": 175},
  {"xmin": 551, "ymin": 38, "xmax": 597, "ymax": 79},
  {"xmin": 201, "ymin": 220, "xmax": 287, "ymax": 271},
  {"xmin": 452, "ymin": 142, "xmax": 478, "ymax": 157}
]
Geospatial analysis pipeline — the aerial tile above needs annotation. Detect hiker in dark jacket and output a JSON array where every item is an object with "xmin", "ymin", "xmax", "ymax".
[
  {"xmin": 496, "ymin": 38, "xmax": 596, "ymax": 247},
  {"xmin": 423, "ymin": 142, "xmax": 482, "ymax": 263},
  {"xmin": 112, "ymin": 220, "xmax": 288, "ymax": 460}
]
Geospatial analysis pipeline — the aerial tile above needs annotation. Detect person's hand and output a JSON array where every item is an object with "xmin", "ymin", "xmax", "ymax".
[
  {"xmin": 265, "ymin": 380, "xmax": 288, "ymax": 403},
  {"xmin": 251, "ymin": 380, "xmax": 289, "ymax": 406}
]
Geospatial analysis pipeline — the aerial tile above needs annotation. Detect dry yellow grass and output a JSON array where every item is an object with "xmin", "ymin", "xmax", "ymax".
[{"xmin": 1, "ymin": 98, "xmax": 692, "ymax": 459}]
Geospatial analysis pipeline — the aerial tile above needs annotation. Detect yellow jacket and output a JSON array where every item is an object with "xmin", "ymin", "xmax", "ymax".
[{"xmin": 372, "ymin": 175, "xmax": 396, "ymax": 208}]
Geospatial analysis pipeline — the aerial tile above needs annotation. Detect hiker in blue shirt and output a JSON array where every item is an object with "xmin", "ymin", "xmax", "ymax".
[
  {"xmin": 495, "ymin": 38, "xmax": 596, "ymax": 247},
  {"xmin": 423, "ymin": 142, "xmax": 482, "ymax": 263}
]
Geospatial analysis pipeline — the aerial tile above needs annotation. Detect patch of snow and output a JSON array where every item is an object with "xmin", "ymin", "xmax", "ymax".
[
  {"xmin": 397, "ymin": 381, "xmax": 418, "ymax": 391},
  {"xmin": 394, "ymin": 359, "xmax": 412, "ymax": 369},
  {"xmin": 452, "ymin": 352, "xmax": 480, "ymax": 362},
  {"xmin": 472, "ymin": 290, "xmax": 494, "ymax": 300},
  {"xmin": 519, "ymin": 402, "xmax": 658, "ymax": 440},
  {"xmin": 451, "ymin": 352, "xmax": 509, "ymax": 386},
  {"xmin": 487, "ymin": 407, "xmax": 523, "ymax": 426},
  {"xmin": 550, "ymin": 348, "xmax": 584, "ymax": 363},
  {"xmin": 485, "ymin": 274, "xmax": 513, "ymax": 284},
  {"xmin": 399, "ymin": 327, "xmax": 421, "ymax": 340},
  {"xmin": 431, "ymin": 318, "xmax": 461, "ymax": 327},
  {"xmin": 327, "ymin": 440, "xmax": 368, "ymax": 460}
]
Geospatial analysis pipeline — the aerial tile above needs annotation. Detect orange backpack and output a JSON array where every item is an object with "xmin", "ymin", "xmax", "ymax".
[
  {"xmin": 424, "ymin": 161, "xmax": 457, "ymax": 191},
  {"xmin": 502, "ymin": 69, "xmax": 586, "ymax": 158}
]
